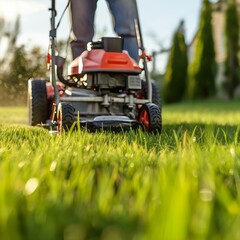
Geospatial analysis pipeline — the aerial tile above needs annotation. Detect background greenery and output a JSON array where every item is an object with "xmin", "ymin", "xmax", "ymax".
[
  {"xmin": 224, "ymin": 0, "xmax": 240, "ymax": 99},
  {"xmin": 188, "ymin": 0, "xmax": 216, "ymax": 100},
  {"xmin": 163, "ymin": 21, "xmax": 188, "ymax": 103}
]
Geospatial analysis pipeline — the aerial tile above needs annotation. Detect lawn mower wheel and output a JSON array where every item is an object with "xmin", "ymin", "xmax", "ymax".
[
  {"xmin": 28, "ymin": 78, "xmax": 48, "ymax": 126},
  {"xmin": 138, "ymin": 103, "xmax": 162, "ymax": 134}
]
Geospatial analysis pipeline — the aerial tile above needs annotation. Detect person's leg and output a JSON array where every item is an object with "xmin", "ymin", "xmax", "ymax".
[
  {"xmin": 106, "ymin": 0, "xmax": 139, "ymax": 62},
  {"xmin": 69, "ymin": 0, "xmax": 97, "ymax": 59}
]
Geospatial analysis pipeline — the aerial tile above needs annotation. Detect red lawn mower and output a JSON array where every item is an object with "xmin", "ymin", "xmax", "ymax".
[{"xmin": 28, "ymin": 0, "xmax": 162, "ymax": 134}]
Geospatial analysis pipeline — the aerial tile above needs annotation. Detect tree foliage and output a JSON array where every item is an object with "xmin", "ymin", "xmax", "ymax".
[
  {"xmin": 0, "ymin": 16, "xmax": 47, "ymax": 105},
  {"xmin": 1, "ymin": 46, "xmax": 47, "ymax": 91},
  {"xmin": 224, "ymin": 0, "xmax": 239, "ymax": 99},
  {"xmin": 0, "ymin": 16, "xmax": 5, "ymax": 38},
  {"xmin": 188, "ymin": 0, "xmax": 216, "ymax": 99},
  {"xmin": 163, "ymin": 21, "xmax": 188, "ymax": 103}
]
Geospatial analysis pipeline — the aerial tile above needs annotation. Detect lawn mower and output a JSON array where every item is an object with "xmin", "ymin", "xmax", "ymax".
[{"xmin": 28, "ymin": 0, "xmax": 162, "ymax": 134}]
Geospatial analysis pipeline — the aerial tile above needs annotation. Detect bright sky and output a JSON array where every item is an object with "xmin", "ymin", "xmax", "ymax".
[{"xmin": 0, "ymin": 0, "xmax": 216, "ymax": 72}]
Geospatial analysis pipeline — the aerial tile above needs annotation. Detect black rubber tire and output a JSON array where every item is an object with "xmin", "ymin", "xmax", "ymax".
[
  {"xmin": 57, "ymin": 102, "xmax": 75, "ymax": 133},
  {"xmin": 138, "ymin": 103, "xmax": 162, "ymax": 134},
  {"xmin": 28, "ymin": 78, "xmax": 48, "ymax": 126},
  {"xmin": 140, "ymin": 80, "xmax": 162, "ymax": 108}
]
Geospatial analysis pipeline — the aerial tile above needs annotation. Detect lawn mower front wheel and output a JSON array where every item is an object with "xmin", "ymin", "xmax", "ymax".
[
  {"xmin": 138, "ymin": 103, "xmax": 162, "ymax": 134},
  {"xmin": 57, "ymin": 102, "xmax": 76, "ymax": 133}
]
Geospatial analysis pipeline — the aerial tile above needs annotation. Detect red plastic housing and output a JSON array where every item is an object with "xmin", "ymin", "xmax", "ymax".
[
  {"xmin": 68, "ymin": 50, "xmax": 142, "ymax": 76},
  {"xmin": 46, "ymin": 81, "xmax": 65, "ymax": 99}
]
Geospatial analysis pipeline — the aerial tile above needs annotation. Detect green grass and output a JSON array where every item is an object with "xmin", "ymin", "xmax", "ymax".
[
  {"xmin": 0, "ymin": 106, "xmax": 28, "ymax": 125},
  {"xmin": 0, "ymin": 100, "xmax": 240, "ymax": 240}
]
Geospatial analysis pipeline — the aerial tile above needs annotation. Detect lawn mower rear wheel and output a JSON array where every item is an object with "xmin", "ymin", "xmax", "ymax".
[
  {"xmin": 28, "ymin": 78, "xmax": 48, "ymax": 126},
  {"xmin": 139, "ymin": 80, "xmax": 161, "ymax": 108}
]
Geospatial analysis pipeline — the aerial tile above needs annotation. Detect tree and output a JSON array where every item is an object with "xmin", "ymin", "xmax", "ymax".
[
  {"xmin": 0, "ymin": 15, "xmax": 20, "ymax": 67},
  {"xmin": 163, "ymin": 20, "xmax": 188, "ymax": 103},
  {"xmin": 0, "ymin": 45, "xmax": 47, "ymax": 103},
  {"xmin": 0, "ymin": 16, "xmax": 5, "ymax": 40},
  {"xmin": 0, "ymin": 15, "xmax": 47, "ymax": 105},
  {"xmin": 224, "ymin": 0, "xmax": 239, "ymax": 99},
  {"xmin": 188, "ymin": 0, "xmax": 216, "ymax": 99}
]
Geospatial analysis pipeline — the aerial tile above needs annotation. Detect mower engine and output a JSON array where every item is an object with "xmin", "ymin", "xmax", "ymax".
[
  {"xmin": 28, "ymin": 37, "xmax": 162, "ymax": 133},
  {"xmin": 69, "ymin": 38, "xmax": 141, "ymax": 88},
  {"xmin": 55, "ymin": 37, "xmax": 148, "ymax": 130}
]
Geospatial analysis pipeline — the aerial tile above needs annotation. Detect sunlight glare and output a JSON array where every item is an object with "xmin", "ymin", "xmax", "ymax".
[{"xmin": 0, "ymin": 1, "xmax": 45, "ymax": 20}]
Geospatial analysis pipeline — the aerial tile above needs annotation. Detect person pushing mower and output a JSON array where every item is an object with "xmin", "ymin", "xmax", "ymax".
[{"xmin": 69, "ymin": 0, "xmax": 139, "ymax": 61}]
